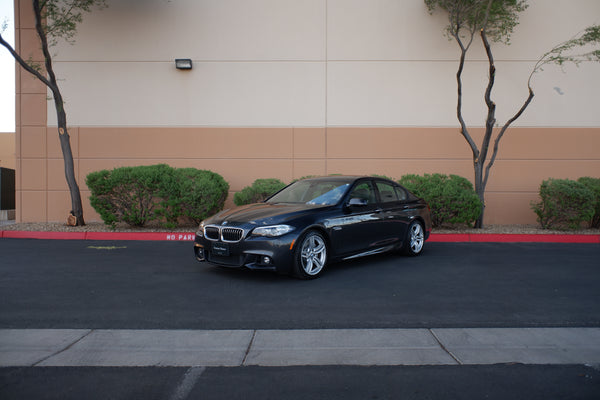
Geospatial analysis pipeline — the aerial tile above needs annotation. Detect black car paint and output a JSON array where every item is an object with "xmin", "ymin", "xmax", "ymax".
[{"xmin": 194, "ymin": 176, "xmax": 431, "ymax": 276}]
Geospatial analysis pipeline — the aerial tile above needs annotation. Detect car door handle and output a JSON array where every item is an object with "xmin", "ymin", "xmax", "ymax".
[{"xmin": 375, "ymin": 208, "xmax": 383, "ymax": 213}]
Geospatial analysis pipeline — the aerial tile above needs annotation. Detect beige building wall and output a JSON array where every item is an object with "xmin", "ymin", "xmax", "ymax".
[
  {"xmin": 13, "ymin": 0, "xmax": 600, "ymax": 225},
  {"xmin": 0, "ymin": 133, "xmax": 15, "ymax": 170}
]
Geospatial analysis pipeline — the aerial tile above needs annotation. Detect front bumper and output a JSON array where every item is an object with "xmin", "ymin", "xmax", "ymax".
[{"xmin": 194, "ymin": 233, "xmax": 296, "ymax": 274}]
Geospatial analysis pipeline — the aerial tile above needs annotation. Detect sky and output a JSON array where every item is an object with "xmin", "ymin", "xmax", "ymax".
[{"xmin": 0, "ymin": 0, "xmax": 15, "ymax": 133}]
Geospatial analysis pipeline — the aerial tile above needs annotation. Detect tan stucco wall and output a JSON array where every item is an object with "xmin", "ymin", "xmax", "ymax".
[
  {"xmin": 0, "ymin": 133, "xmax": 15, "ymax": 170},
  {"xmin": 16, "ymin": 126, "xmax": 600, "ymax": 224}
]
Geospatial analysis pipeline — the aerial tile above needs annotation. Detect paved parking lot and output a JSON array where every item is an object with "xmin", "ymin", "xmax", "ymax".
[
  {"xmin": 1, "ymin": 238, "xmax": 599, "ymax": 398},
  {"xmin": 1, "ymin": 240, "xmax": 600, "ymax": 329}
]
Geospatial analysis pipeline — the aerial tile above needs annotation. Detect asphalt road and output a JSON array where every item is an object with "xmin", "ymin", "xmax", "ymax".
[
  {"xmin": 2, "ymin": 365, "xmax": 599, "ymax": 400},
  {"xmin": 1, "ymin": 239, "xmax": 599, "ymax": 329},
  {"xmin": 1, "ymin": 238, "xmax": 600, "ymax": 399}
]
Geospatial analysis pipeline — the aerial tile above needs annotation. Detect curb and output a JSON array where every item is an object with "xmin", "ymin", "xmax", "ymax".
[
  {"xmin": 428, "ymin": 233, "xmax": 600, "ymax": 244},
  {"xmin": 1, "ymin": 230, "xmax": 196, "ymax": 241},
  {"xmin": 1, "ymin": 230, "xmax": 599, "ymax": 243}
]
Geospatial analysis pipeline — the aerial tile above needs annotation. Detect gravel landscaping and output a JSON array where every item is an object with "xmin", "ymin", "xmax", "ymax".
[{"xmin": 1, "ymin": 220, "xmax": 599, "ymax": 235}]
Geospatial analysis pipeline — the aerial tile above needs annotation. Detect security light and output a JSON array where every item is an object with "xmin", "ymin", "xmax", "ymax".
[{"xmin": 175, "ymin": 59, "xmax": 192, "ymax": 70}]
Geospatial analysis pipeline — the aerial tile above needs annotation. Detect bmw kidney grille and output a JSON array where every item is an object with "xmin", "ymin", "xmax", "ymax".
[{"xmin": 204, "ymin": 225, "xmax": 244, "ymax": 242}]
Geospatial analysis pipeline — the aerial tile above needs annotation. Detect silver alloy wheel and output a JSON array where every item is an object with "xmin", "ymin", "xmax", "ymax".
[
  {"xmin": 409, "ymin": 221, "xmax": 424, "ymax": 254},
  {"xmin": 300, "ymin": 233, "xmax": 327, "ymax": 276}
]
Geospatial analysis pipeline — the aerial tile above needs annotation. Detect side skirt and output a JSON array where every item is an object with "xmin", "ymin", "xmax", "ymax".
[{"xmin": 341, "ymin": 245, "xmax": 396, "ymax": 261}]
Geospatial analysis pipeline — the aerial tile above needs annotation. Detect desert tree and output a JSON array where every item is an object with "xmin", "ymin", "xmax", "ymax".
[
  {"xmin": 425, "ymin": 0, "xmax": 599, "ymax": 228},
  {"xmin": 0, "ymin": 0, "xmax": 106, "ymax": 225}
]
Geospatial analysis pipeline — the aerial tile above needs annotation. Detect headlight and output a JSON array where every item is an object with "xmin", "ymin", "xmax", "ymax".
[
  {"xmin": 252, "ymin": 225, "xmax": 295, "ymax": 237},
  {"xmin": 196, "ymin": 222, "xmax": 205, "ymax": 237}
]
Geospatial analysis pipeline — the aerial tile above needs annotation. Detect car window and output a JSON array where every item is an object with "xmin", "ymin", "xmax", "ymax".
[
  {"xmin": 348, "ymin": 181, "xmax": 377, "ymax": 205},
  {"xmin": 267, "ymin": 180, "xmax": 350, "ymax": 205},
  {"xmin": 394, "ymin": 185, "xmax": 408, "ymax": 201},
  {"xmin": 307, "ymin": 184, "xmax": 349, "ymax": 205},
  {"xmin": 394, "ymin": 186, "xmax": 408, "ymax": 201},
  {"xmin": 376, "ymin": 182, "xmax": 400, "ymax": 203}
]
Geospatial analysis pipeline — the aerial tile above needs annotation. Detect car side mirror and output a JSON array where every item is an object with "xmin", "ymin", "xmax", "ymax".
[{"xmin": 347, "ymin": 198, "xmax": 368, "ymax": 207}]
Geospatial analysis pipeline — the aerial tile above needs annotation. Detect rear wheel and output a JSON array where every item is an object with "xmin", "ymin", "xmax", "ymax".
[
  {"xmin": 403, "ymin": 220, "xmax": 425, "ymax": 256},
  {"xmin": 293, "ymin": 230, "xmax": 327, "ymax": 279}
]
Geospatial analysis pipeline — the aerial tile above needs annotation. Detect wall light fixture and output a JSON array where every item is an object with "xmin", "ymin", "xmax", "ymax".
[{"xmin": 175, "ymin": 59, "xmax": 193, "ymax": 70}]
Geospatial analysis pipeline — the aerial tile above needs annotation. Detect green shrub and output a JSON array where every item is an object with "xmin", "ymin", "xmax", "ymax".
[
  {"xmin": 86, "ymin": 164, "xmax": 174, "ymax": 229},
  {"xmin": 531, "ymin": 178, "xmax": 595, "ymax": 230},
  {"xmin": 164, "ymin": 168, "xmax": 229, "ymax": 226},
  {"xmin": 86, "ymin": 164, "xmax": 229, "ymax": 229},
  {"xmin": 577, "ymin": 177, "xmax": 600, "ymax": 228},
  {"xmin": 233, "ymin": 178, "xmax": 287, "ymax": 206},
  {"xmin": 398, "ymin": 173, "xmax": 482, "ymax": 228}
]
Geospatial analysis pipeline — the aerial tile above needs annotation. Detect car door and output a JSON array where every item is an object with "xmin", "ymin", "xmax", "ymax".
[
  {"xmin": 373, "ymin": 180, "xmax": 411, "ymax": 245},
  {"xmin": 328, "ymin": 180, "xmax": 385, "ymax": 256}
]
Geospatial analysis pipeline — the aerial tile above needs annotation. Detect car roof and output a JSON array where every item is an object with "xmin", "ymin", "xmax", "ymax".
[{"xmin": 300, "ymin": 175, "xmax": 394, "ymax": 183}]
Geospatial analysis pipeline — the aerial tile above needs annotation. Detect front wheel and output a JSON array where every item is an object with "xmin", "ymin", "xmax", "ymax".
[
  {"xmin": 293, "ymin": 230, "xmax": 328, "ymax": 279},
  {"xmin": 403, "ymin": 220, "xmax": 425, "ymax": 256}
]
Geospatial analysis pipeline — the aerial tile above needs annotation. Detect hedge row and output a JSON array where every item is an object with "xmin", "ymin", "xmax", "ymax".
[
  {"xmin": 233, "ymin": 178, "xmax": 287, "ymax": 206},
  {"xmin": 398, "ymin": 174, "xmax": 482, "ymax": 228},
  {"xmin": 86, "ymin": 164, "xmax": 228, "ymax": 229},
  {"xmin": 531, "ymin": 177, "xmax": 600, "ymax": 230},
  {"xmin": 86, "ymin": 165, "xmax": 599, "ymax": 231}
]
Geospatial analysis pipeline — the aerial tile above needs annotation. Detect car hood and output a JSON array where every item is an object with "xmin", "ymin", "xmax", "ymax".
[{"xmin": 204, "ymin": 203, "xmax": 331, "ymax": 227}]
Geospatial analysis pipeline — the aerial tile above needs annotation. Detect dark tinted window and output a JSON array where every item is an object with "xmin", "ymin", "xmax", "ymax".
[
  {"xmin": 348, "ymin": 181, "xmax": 377, "ymax": 205},
  {"xmin": 376, "ymin": 181, "xmax": 399, "ymax": 203},
  {"xmin": 394, "ymin": 186, "xmax": 408, "ymax": 201}
]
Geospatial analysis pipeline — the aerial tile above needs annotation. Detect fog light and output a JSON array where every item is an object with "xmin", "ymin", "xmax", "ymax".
[
  {"xmin": 194, "ymin": 245, "xmax": 205, "ymax": 262},
  {"xmin": 262, "ymin": 256, "xmax": 272, "ymax": 265}
]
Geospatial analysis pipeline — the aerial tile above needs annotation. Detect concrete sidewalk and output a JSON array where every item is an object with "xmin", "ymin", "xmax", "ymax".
[{"xmin": 2, "ymin": 328, "xmax": 599, "ymax": 367}]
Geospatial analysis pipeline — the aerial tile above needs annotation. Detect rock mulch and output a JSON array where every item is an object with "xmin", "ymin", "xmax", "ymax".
[{"xmin": 1, "ymin": 221, "xmax": 599, "ymax": 235}]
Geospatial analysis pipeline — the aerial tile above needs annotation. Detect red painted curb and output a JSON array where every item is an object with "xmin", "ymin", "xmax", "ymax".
[
  {"xmin": 2, "ymin": 231, "xmax": 87, "ymax": 240},
  {"xmin": 1, "ymin": 230, "xmax": 599, "ymax": 243},
  {"xmin": 1, "ymin": 230, "xmax": 197, "ymax": 241},
  {"xmin": 466, "ymin": 233, "xmax": 600, "ymax": 243},
  {"xmin": 428, "ymin": 233, "xmax": 600, "ymax": 244},
  {"xmin": 428, "ymin": 234, "xmax": 471, "ymax": 242},
  {"xmin": 85, "ymin": 232, "xmax": 196, "ymax": 241}
]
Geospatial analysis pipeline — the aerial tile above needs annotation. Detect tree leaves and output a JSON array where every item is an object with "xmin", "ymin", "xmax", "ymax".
[
  {"xmin": 533, "ymin": 24, "xmax": 600, "ymax": 74},
  {"xmin": 425, "ymin": 0, "xmax": 528, "ymax": 45},
  {"xmin": 41, "ymin": 0, "xmax": 107, "ymax": 46}
]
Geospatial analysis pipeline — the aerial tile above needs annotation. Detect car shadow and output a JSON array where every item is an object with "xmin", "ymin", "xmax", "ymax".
[{"xmin": 200, "ymin": 248, "xmax": 430, "ymax": 282}]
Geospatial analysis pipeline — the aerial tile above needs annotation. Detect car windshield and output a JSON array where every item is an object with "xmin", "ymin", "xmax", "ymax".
[{"xmin": 267, "ymin": 180, "xmax": 351, "ymax": 205}]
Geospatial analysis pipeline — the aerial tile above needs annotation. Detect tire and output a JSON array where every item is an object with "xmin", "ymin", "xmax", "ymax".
[
  {"xmin": 293, "ymin": 230, "xmax": 328, "ymax": 279},
  {"xmin": 403, "ymin": 220, "xmax": 425, "ymax": 256}
]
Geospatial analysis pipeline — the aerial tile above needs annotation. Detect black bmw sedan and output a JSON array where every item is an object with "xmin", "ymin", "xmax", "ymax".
[{"xmin": 194, "ymin": 176, "xmax": 431, "ymax": 279}]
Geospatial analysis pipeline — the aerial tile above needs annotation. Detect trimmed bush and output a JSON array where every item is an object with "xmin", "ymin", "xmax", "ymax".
[
  {"xmin": 398, "ymin": 173, "xmax": 482, "ymax": 228},
  {"xmin": 531, "ymin": 178, "xmax": 595, "ymax": 230},
  {"xmin": 164, "ymin": 168, "xmax": 229, "ymax": 226},
  {"xmin": 86, "ymin": 164, "xmax": 228, "ymax": 229},
  {"xmin": 233, "ymin": 178, "xmax": 287, "ymax": 206},
  {"xmin": 577, "ymin": 177, "xmax": 600, "ymax": 228},
  {"xmin": 86, "ymin": 164, "xmax": 173, "ymax": 228}
]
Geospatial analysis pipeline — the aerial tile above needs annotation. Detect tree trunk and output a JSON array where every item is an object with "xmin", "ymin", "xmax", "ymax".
[
  {"xmin": 1, "ymin": 1, "xmax": 90, "ymax": 226},
  {"xmin": 473, "ymin": 28, "xmax": 535, "ymax": 228},
  {"xmin": 34, "ymin": 0, "xmax": 85, "ymax": 226},
  {"xmin": 473, "ymin": 162, "xmax": 485, "ymax": 229},
  {"xmin": 58, "ymin": 124, "xmax": 85, "ymax": 226}
]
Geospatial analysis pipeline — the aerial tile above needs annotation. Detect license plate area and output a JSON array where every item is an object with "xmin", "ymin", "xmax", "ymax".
[{"xmin": 212, "ymin": 242, "xmax": 230, "ymax": 257}]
